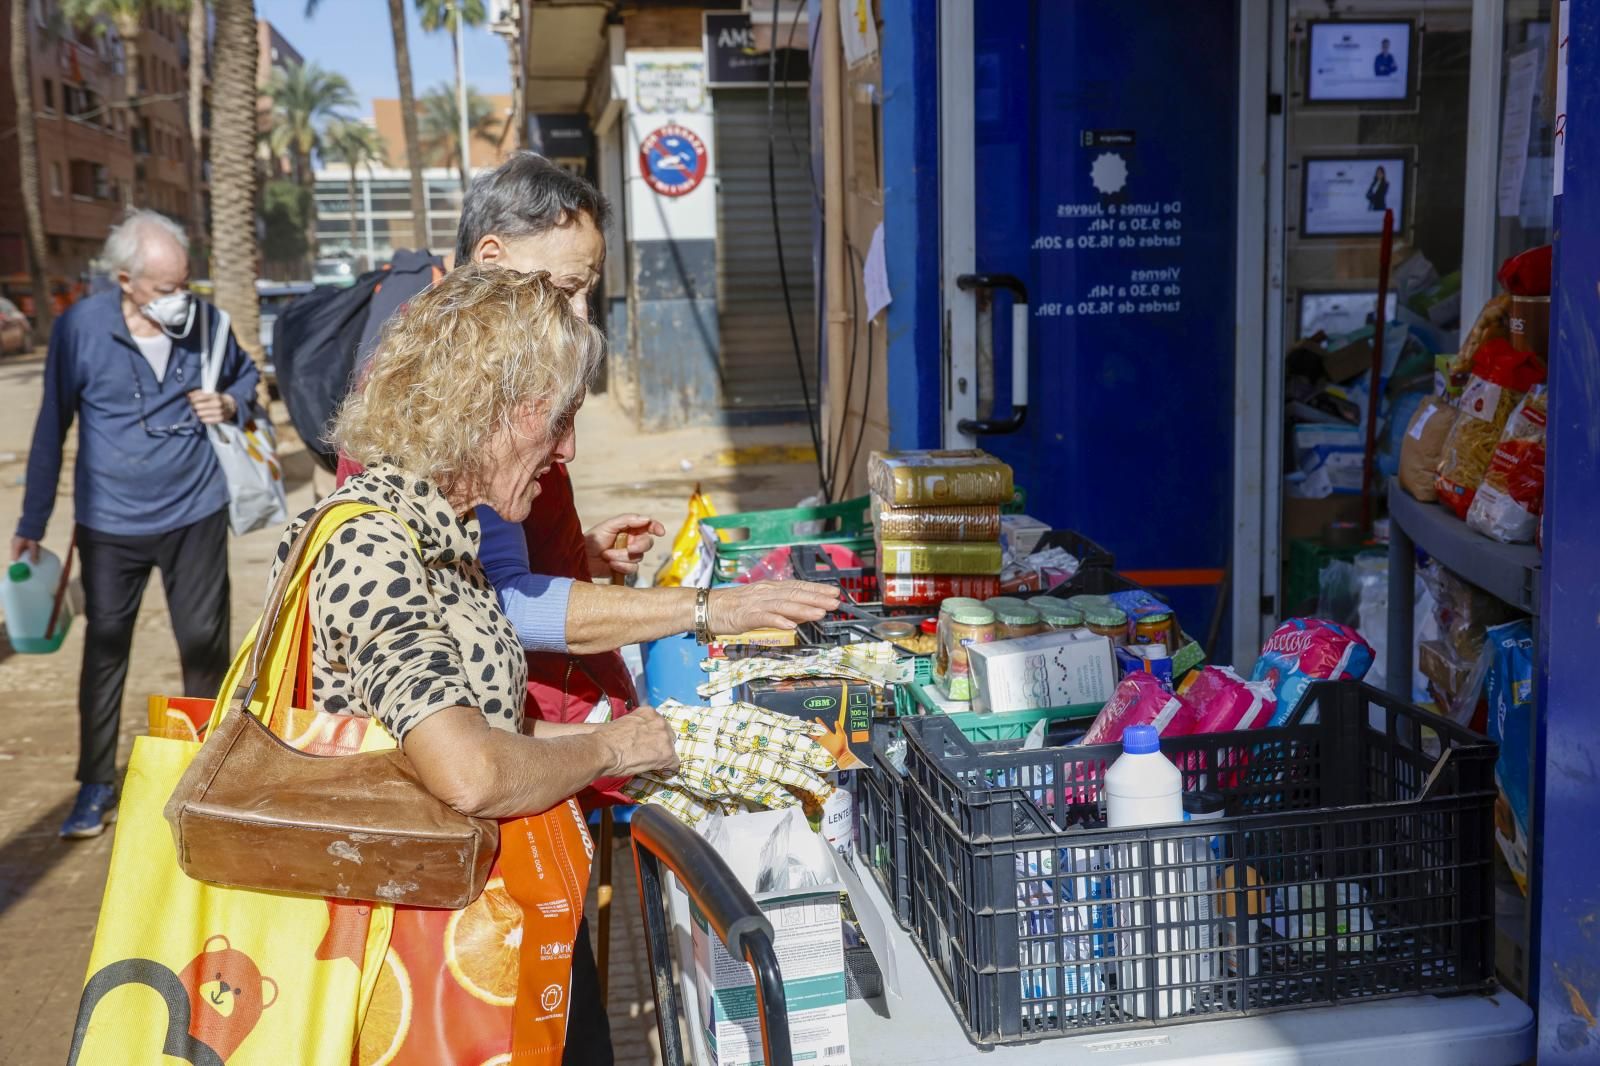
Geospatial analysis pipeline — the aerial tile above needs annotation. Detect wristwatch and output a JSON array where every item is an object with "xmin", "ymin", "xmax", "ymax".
[{"xmin": 694, "ymin": 587, "xmax": 713, "ymax": 644}]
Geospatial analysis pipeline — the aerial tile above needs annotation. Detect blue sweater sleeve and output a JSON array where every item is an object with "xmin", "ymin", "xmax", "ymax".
[
  {"xmin": 478, "ymin": 505, "xmax": 573, "ymax": 653},
  {"xmin": 17, "ymin": 317, "xmax": 78, "ymax": 541}
]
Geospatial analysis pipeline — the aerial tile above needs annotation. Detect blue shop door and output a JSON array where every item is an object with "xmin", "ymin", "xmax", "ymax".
[{"xmin": 961, "ymin": 1, "xmax": 1242, "ymax": 644}]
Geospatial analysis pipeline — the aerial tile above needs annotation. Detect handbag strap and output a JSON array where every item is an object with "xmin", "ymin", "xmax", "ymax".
[
  {"xmin": 209, "ymin": 499, "xmax": 422, "ymax": 736},
  {"xmin": 199, "ymin": 305, "xmax": 231, "ymax": 394}
]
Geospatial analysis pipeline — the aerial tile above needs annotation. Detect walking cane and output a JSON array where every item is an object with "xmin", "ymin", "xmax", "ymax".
[{"xmin": 597, "ymin": 807, "xmax": 615, "ymax": 1004}]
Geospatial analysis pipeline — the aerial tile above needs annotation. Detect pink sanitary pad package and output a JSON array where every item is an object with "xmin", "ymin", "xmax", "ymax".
[
  {"xmin": 1178, "ymin": 666, "xmax": 1277, "ymax": 734},
  {"xmin": 1080, "ymin": 672, "xmax": 1197, "ymax": 746}
]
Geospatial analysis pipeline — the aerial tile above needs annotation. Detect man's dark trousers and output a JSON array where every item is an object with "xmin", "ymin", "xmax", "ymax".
[{"xmin": 75, "ymin": 506, "xmax": 231, "ymax": 784}]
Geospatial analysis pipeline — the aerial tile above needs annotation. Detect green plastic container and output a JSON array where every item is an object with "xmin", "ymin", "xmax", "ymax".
[
  {"xmin": 1285, "ymin": 537, "xmax": 1365, "ymax": 613},
  {"xmin": 701, "ymin": 495, "xmax": 875, "ymax": 582},
  {"xmin": 894, "ymin": 679, "xmax": 1101, "ymax": 731}
]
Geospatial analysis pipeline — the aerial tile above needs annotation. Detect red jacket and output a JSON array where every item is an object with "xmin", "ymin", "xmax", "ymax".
[{"xmin": 334, "ymin": 456, "xmax": 637, "ymax": 808}]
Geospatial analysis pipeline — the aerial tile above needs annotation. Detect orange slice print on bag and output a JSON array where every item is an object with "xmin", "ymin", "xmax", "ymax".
[
  {"xmin": 162, "ymin": 708, "xmax": 200, "ymax": 741},
  {"xmin": 357, "ymin": 950, "xmax": 412, "ymax": 1066},
  {"xmin": 445, "ymin": 877, "xmax": 522, "ymax": 1006}
]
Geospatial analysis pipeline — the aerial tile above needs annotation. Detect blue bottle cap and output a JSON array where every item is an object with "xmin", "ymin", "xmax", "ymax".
[{"xmin": 1123, "ymin": 724, "xmax": 1160, "ymax": 754}]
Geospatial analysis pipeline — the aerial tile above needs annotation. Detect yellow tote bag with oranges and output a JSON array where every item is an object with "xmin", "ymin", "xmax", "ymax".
[
  {"xmin": 70, "ymin": 504, "xmax": 400, "ymax": 1066},
  {"xmin": 139, "ymin": 502, "xmax": 595, "ymax": 1066}
]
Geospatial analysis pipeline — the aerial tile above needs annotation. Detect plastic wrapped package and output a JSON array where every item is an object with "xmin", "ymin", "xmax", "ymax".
[
  {"xmin": 1435, "ymin": 339, "xmax": 1546, "ymax": 519},
  {"xmin": 1466, "ymin": 390, "xmax": 1547, "ymax": 543},
  {"xmin": 876, "ymin": 539, "xmax": 1003, "ymax": 576},
  {"xmin": 1417, "ymin": 639, "xmax": 1491, "ymax": 726},
  {"xmin": 1316, "ymin": 558, "xmax": 1360, "ymax": 628},
  {"xmin": 1420, "ymin": 560, "xmax": 1522, "ymax": 662},
  {"xmin": 1398, "ymin": 397, "xmax": 1458, "ymax": 502},
  {"xmin": 1484, "ymin": 619, "xmax": 1535, "ymax": 893},
  {"xmin": 867, "ymin": 449, "xmax": 1014, "ymax": 506},
  {"xmin": 1177, "ymin": 666, "xmax": 1277, "ymax": 733},
  {"xmin": 869, "ymin": 493, "xmax": 1002, "ymax": 542},
  {"xmin": 1252, "ymin": 618, "xmax": 1375, "ymax": 726},
  {"xmin": 1448, "ymin": 293, "xmax": 1512, "ymax": 394},
  {"xmin": 1079, "ymin": 673, "xmax": 1196, "ymax": 746},
  {"xmin": 880, "ymin": 574, "xmax": 1001, "ymax": 607}
]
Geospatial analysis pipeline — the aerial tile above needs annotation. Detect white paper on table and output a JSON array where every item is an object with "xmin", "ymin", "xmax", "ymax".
[
  {"xmin": 1555, "ymin": 0, "xmax": 1570, "ymax": 196},
  {"xmin": 864, "ymin": 222, "xmax": 891, "ymax": 321},
  {"xmin": 839, "ymin": 0, "xmax": 878, "ymax": 68},
  {"xmin": 1498, "ymin": 48, "xmax": 1540, "ymax": 216}
]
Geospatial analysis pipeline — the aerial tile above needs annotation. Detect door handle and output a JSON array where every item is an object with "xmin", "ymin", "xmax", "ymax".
[{"xmin": 955, "ymin": 273, "xmax": 1029, "ymax": 435}]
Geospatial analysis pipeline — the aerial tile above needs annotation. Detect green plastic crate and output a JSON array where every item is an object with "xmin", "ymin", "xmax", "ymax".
[
  {"xmin": 894, "ymin": 680, "xmax": 1101, "ymax": 734},
  {"xmin": 701, "ymin": 495, "xmax": 874, "ymax": 582},
  {"xmin": 1285, "ymin": 538, "xmax": 1365, "ymax": 614}
]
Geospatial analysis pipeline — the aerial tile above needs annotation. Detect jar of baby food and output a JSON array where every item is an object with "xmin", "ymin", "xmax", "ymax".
[
  {"xmin": 1030, "ymin": 596, "xmax": 1084, "ymax": 630},
  {"xmin": 994, "ymin": 604, "xmax": 1047, "ymax": 639},
  {"xmin": 934, "ymin": 597, "xmax": 981, "ymax": 683},
  {"xmin": 1133, "ymin": 610, "xmax": 1176, "ymax": 648},
  {"xmin": 1084, "ymin": 605, "xmax": 1130, "ymax": 646},
  {"xmin": 942, "ymin": 605, "xmax": 997, "ymax": 700}
]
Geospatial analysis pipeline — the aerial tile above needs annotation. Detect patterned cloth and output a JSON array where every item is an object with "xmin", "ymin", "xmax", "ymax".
[
  {"xmin": 624, "ymin": 700, "xmax": 839, "ymax": 824},
  {"xmin": 696, "ymin": 642, "xmax": 905, "ymax": 697}
]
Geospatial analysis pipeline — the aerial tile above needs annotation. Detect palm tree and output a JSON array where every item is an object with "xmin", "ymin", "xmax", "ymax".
[
  {"xmin": 263, "ymin": 61, "xmax": 356, "ymax": 265},
  {"xmin": 306, "ymin": 0, "xmax": 429, "ymax": 250},
  {"xmin": 322, "ymin": 119, "xmax": 387, "ymax": 267},
  {"xmin": 186, "ymin": 0, "xmax": 208, "ymax": 271},
  {"xmin": 209, "ymin": 0, "xmax": 262, "ymax": 369},
  {"xmin": 60, "ymin": 0, "xmax": 184, "ymax": 122},
  {"xmin": 416, "ymin": 0, "xmax": 485, "ymax": 181},
  {"xmin": 10, "ymin": 0, "xmax": 54, "ymax": 340},
  {"xmin": 419, "ymin": 83, "xmax": 498, "ymax": 183}
]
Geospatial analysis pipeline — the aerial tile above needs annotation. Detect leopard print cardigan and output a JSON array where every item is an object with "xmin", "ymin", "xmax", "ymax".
[{"xmin": 269, "ymin": 463, "xmax": 527, "ymax": 742}]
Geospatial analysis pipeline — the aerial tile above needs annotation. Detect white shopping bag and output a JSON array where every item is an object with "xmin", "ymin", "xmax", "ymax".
[{"xmin": 201, "ymin": 308, "xmax": 289, "ymax": 535}]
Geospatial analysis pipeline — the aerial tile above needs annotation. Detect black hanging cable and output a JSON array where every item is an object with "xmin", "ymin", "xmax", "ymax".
[
  {"xmin": 843, "ymin": 312, "xmax": 876, "ymax": 494},
  {"xmin": 767, "ymin": 0, "xmax": 831, "ymax": 501}
]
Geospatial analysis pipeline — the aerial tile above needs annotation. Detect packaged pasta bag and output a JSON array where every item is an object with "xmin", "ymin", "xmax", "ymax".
[
  {"xmin": 1466, "ymin": 389, "xmax": 1547, "ymax": 543},
  {"xmin": 1435, "ymin": 339, "xmax": 1546, "ymax": 520},
  {"xmin": 1398, "ymin": 396, "xmax": 1458, "ymax": 502},
  {"xmin": 1447, "ymin": 294, "xmax": 1512, "ymax": 394}
]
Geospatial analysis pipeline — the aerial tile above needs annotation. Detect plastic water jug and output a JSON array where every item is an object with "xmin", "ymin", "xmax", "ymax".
[{"xmin": 3, "ymin": 548, "xmax": 72, "ymax": 653}]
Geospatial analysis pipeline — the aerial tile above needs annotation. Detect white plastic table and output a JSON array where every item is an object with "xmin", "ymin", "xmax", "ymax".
[{"xmin": 665, "ymin": 866, "xmax": 1535, "ymax": 1065}]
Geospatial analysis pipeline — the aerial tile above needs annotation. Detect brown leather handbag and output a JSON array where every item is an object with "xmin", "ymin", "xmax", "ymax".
[{"xmin": 164, "ymin": 499, "xmax": 498, "ymax": 909}]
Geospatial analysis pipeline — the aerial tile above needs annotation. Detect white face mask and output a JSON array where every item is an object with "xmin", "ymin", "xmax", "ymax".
[{"xmin": 141, "ymin": 291, "xmax": 195, "ymax": 338}]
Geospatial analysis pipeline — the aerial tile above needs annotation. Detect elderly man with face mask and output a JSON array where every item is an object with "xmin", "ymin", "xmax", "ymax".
[{"xmin": 13, "ymin": 209, "xmax": 261, "ymax": 839}]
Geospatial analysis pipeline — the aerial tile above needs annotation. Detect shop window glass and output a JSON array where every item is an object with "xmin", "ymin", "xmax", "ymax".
[{"xmin": 1493, "ymin": 2, "xmax": 1557, "ymax": 265}]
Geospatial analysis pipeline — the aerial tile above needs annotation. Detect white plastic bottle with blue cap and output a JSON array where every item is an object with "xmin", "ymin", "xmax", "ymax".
[
  {"xmin": 1105, "ymin": 723, "xmax": 1183, "ymax": 1020},
  {"xmin": 3, "ymin": 547, "xmax": 72, "ymax": 654},
  {"xmin": 1105, "ymin": 723, "xmax": 1182, "ymax": 827}
]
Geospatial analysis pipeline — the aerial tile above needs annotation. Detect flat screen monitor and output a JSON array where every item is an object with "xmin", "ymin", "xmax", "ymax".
[
  {"xmin": 1307, "ymin": 21, "xmax": 1415, "ymax": 103},
  {"xmin": 1301, "ymin": 156, "xmax": 1407, "ymax": 237},
  {"xmin": 1298, "ymin": 290, "xmax": 1399, "ymax": 339}
]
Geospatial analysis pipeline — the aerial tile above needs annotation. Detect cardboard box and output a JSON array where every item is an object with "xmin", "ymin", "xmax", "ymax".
[
  {"xmin": 967, "ymin": 630, "xmax": 1117, "ymax": 714},
  {"xmin": 737, "ymin": 676, "xmax": 878, "ymax": 770},
  {"xmin": 999, "ymin": 513, "xmax": 1051, "ymax": 558},
  {"xmin": 1280, "ymin": 495, "xmax": 1363, "ymax": 542},
  {"xmin": 694, "ymin": 809, "xmax": 851, "ymax": 1066}
]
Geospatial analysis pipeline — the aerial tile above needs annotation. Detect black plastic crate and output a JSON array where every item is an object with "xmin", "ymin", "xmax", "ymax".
[
  {"xmin": 1034, "ymin": 529, "xmax": 1116, "ymax": 572},
  {"xmin": 854, "ymin": 720, "xmax": 912, "ymax": 926},
  {"xmin": 897, "ymin": 681, "xmax": 1498, "ymax": 1046}
]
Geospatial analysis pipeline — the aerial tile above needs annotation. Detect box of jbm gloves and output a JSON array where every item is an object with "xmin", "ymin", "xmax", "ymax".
[
  {"xmin": 736, "ymin": 676, "xmax": 877, "ymax": 770},
  {"xmin": 692, "ymin": 808, "xmax": 850, "ymax": 1066}
]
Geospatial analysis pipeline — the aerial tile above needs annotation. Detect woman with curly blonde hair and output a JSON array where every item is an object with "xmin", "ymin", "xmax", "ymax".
[{"xmin": 267, "ymin": 265, "xmax": 680, "ymax": 1062}]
